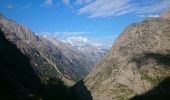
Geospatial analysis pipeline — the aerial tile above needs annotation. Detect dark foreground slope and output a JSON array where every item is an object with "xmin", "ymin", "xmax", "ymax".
[
  {"xmin": 84, "ymin": 10, "xmax": 170, "ymax": 100},
  {"xmin": 0, "ymin": 29, "xmax": 41, "ymax": 100}
]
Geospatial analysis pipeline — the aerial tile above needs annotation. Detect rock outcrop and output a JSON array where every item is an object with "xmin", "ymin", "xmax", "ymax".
[{"xmin": 84, "ymin": 10, "xmax": 170, "ymax": 100}]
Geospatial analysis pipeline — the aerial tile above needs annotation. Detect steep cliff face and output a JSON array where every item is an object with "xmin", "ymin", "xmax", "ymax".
[
  {"xmin": 0, "ymin": 13, "xmax": 92, "ymax": 85},
  {"xmin": 84, "ymin": 10, "xmax": 170, "ymax": 99}
]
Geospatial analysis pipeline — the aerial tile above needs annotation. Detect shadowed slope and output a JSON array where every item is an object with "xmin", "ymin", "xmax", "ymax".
[
  {"xmin": 131, "ymin": 77, "xmax": 170, "ymax": 100},
  {"xmin": 130, "ymin": 51, "xmax": 170, "ymax": 68},
  {"xmin": 71, "ymin": 80, "xmax": 93, "ymax": 100},
  {"xmin": 0, "ymin": 28, "xmax": 41, "ymax": 100}
]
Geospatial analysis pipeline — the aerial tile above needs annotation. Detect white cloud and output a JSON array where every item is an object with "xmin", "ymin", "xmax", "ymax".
[
  {"xmin": 78, "ymin": 0, "xmax": 134, "ymax": 18},
  {"xmin": 65, "ymin": 36, "xmax": 115, "ymax": 47},
  {"xmin": 93, "ymin": 42, "xmax": 101, "ymax": 46},
  {"xmin": 41, "ymin": 0, "xmax": 53, "ymax": 7},
  {"xmin": 137, "ymin": 14, "xmax": 160, "ymax": 18},
  {"xmin": 6, "ymin": 4, "xmax": 13, "ymax": 9},
  {"xmin": 77, "ymin": 0, "xmax": 170, "ymax": 18},
  {"xmin": 6, "ymin": 3, "xmax": 32, "ymax": 10},
  {"xmin": 39, "ymin": 31, "xmax": 89, "ymax": 39},
  {"xmin": 43, "ymin": 35, "xmax": 48, "ymax": 38},
  {"xmin": 62, "ymin": 0, "xmax": 70, "ymax": 5},
  {"xmin": 136, "ymin": 0, "xmax": 170, "ymax": 14},
  {"xmin": 147, "ymin": 15, "xmax": 159, "ymax": 17},
  {"xmin": 67, "ymin": 36, "xmax": 89, "ymax": 46},
  {"xmin": 54, "ymin": 31, "xmax": 88, "ymax": 38},
  {"xmin": 75, "ymin": 0, "xmax": 94, "ymax": 5},
  {"xmin": 63, "ymin": 34, "xmax": 117, "ymax": 47}
]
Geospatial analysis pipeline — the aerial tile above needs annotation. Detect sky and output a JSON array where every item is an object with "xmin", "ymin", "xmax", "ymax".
[{"xmin": 0, "ymin": 0, "xmax": 170, "ymax": 47}]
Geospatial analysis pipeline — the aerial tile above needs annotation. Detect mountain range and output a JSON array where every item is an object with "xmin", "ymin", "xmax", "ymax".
[
  {"xmin": 0, "ymin": 9, "xmax": 170, "ymax": 100},
  {"xmin": 0, "ymin": 12, "xmax": 105, "ymax": 100},
  {"xmin": 0, "ymin": 13, "xmax": 108, "ymax": 87},
  {"xmin": 78, "ymin": 45, "xmax": 108, "ymax": 63}
]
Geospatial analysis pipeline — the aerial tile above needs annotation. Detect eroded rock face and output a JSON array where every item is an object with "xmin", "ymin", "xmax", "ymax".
[{"xmin": 84, "ymin": 10, "xmax": 170, "ymax": 99}]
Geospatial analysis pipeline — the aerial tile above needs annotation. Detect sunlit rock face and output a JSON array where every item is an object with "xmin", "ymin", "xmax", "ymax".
[{"xmin": 84, "ymin": 10, "xmax": 170, "ymax": 100}]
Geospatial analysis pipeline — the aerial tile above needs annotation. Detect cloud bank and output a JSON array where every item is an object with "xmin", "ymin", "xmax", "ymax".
[
  {"xmin": 77, "ymin": 0, "xmax": 170, "ymax": 18},
  {"xmin": 41, "ymin": 0, "xmax": 170, "ymax": 18},
  {"xmin": 38, "ymin": 31, "xmax": 116, "ymax": 48}
]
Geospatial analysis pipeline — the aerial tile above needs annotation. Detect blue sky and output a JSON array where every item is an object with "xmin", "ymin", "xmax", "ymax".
[{"xmin": 0, "ymin": 0, "xmax": 170, "ymax": 47}]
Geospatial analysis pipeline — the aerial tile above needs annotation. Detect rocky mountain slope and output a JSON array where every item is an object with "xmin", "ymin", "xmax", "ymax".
[
  {"xmin": 78, "ymin": 45, "xmax": 108, "ymax": 63},
  {"xmin": 0, "ymin": 13, "xmax": 93, "ymax": 85},
  {"xmin": 46, "ymin": 38, "xmax": 94, "ymax": 74},
  {"xmin": 84, "ymin": 10, "xmax": 170, "ymax": 100},
  {"xmin": 0, "ymin": 31, "xmax": 90, "ymax": 100},
  {"xmin": 46, "ymin": 38, "xmax": 108, "ymax": 69},
  {"xmin": 0, "ymin": 13, "xmax": 94, "ymax": 100},
  {"xmin": 47, "ymin": 38, "xmax": 108, "ymax": 64}
]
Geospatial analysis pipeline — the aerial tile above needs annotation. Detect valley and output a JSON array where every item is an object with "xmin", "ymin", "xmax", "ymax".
[{"xmin": 0, "ymin": 5, "xmax": 170, "ymax": 100}]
